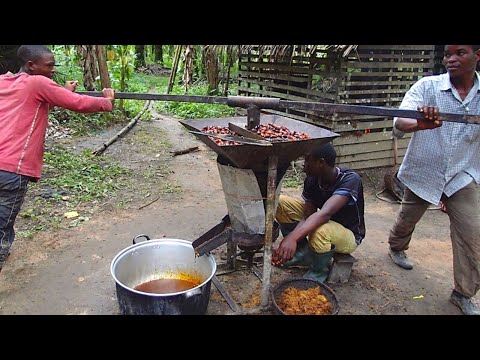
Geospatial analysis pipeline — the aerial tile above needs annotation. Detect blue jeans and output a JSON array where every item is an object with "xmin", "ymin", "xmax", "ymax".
[{"xmin": 0, "ymin": 170, "xmax": 31, "ymax": 270}]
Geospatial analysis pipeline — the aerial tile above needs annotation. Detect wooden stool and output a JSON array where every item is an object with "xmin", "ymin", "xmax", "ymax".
[{"xmin": 327, "ymin": 253, "xmax": 356, "ymax": 284}]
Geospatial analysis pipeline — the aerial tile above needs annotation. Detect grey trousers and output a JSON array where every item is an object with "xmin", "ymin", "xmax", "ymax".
[{"xmin": 389, "ymin": 182, "xmax": 480, "ymax": 298}]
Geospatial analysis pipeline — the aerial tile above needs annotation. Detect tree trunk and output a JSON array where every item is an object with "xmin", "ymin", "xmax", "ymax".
[
  {"xmin": 154, "ymin": 45, "xmax": 163, "ymax": 65},
  {"xmin": 167, "ymin": 45, "xmax": 182, "ymax": 94},
  {"xmin": 79, "ymin": 45, "xmax": 97, "ymax": 91},
  {"xmin": 223, "ymin": 47, "xmax": 233, "ymax": 96},
  {"xmin": 183, "ymin": 45, "xmax": 194, "ymax": 93},
  {"xmin": 204, "ymin": 46, "xmax": 219, "ymax": 95},
  {"xmin": 95, "ymin": 45, "xmax": 111, "ymax": 89},
  {"xmin": 135, "ymin": 45, "xmax": 146, "ymax": 68}
]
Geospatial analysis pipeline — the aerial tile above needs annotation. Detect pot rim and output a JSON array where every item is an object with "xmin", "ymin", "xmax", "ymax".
[{"xmin": 110, "ymin": 238, "xmax": 217, "ymax": 297}]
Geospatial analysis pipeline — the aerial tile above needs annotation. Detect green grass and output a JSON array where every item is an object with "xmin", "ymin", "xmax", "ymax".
[
  {"xmin": 122, "ymin": 73, "xmax": 170, "ymax": 118},
  {"xmin": 18, "ymin": 147, "xmax": 132, "ymax": 237},
  {"xmin": 39, "ymin": 147, "xmax": 129, "ymax": 202}
]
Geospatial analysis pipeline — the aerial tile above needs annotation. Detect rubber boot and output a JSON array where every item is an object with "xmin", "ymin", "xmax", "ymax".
[
  {"xmin": 303, "ymin": 245, "xmax": 336, "ymax": 283},
  {"xmin": 279, "ymin": 223, "xmax": 309, "ymax": 268}
]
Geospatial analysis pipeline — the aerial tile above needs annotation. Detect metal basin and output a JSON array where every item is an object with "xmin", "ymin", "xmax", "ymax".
[
  {"xmin": 111, "ymin": 238, "xmax": 216, "ymax": 315},
  {"xmin": 180, "ymin": 114, "xmax": 339, "ymax": 171}
]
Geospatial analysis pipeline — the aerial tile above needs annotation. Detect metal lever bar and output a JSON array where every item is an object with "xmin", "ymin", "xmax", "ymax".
[
  {"xmin": 76, "ymin": 91, "xmax": 229, "ymax": 105},
  {"xmin": 77, "ymin": 92, "xmax": 480, "ymax": 125},
  {"xmin": 277, "ymin": 100, "xmax": 480, "ymax": 125}
]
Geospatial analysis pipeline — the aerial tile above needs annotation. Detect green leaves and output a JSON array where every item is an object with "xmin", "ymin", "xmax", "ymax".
[
  {"xmin": 155, "ymin": 82, "xmax": 237, "ymax": 119},
  {"xmin": 42, "ymin": 147, "xmax": 128, "ymax": 202}
]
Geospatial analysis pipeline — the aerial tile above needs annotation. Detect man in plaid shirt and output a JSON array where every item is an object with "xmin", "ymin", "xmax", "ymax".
[{"xmin": 388, "ymin": 45, "xmax": 480, "ymax": 315}]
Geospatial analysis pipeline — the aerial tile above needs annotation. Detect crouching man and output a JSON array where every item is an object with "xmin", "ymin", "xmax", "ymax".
[{"xmin": 272, "ymin": 143, "xmax": 366, "ymax": 282}]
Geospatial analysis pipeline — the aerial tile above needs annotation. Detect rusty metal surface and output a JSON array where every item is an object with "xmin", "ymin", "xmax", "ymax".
[
  {"xmin": 188, "ymin": 131, "xmax": 272, "ymax": 146},
  {"xmin": 192, "ymin": 216, "xmax": 279, "ymax": 256},
  {"xmin": 192, "ymin": 215, "xmax": 230, "ymax": 250},
  {"xmin": 247, "ymin": 105, "xmax": 261, "ymax": 129},
  {"xmin": 194, "ymin": 228, "xmax": 233, "ymax": 257},
  {"xmin": 180, "ymin": 114, "xmax": 339, "ymax": 171},
  {"xmin": 228, "ymin": 122, "xmax": 265, "ymax": 140},
  {"xmin": 227, "ymin": 96, "xmax": 280, "ymax": 109}
]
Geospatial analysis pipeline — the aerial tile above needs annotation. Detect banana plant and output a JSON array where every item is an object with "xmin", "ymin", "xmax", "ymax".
[{"xmin": 108, "ymin": 45, "xmax": 136, "ymax": 111}]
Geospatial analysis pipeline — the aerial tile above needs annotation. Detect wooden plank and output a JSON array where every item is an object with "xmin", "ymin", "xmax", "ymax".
[
  {"xmin": 334, "ymin": 131, "xmax": 396, "ymax": 145},
  {"xmin": 338, "ymin": 88, "xmax": 410, "ymax": 96},
  {"xmin": 338, "ymin": 148, "xmax": 407, "ymax": 163},
  {"xmin": 244, "ymin": 78, "xmax": 337, "ymax": 101},
  {"xmin": 341, "ymin": 61, "xmax": 434, "ymax": 69},
  {"xmin": 334, "ymin": 119, "xmax": 394, "ymax": 132},
  {"xmin": 334, "ymin": 137, "xmax": 411, "ymax": 156},
  {"xmin": 240, "ymin": 62, "xmax": 321, "ymax": 75},
  {"xmin": 342, "ymin": 80, "xmax": 415, "ymax": 87},
  {"xmin": 341, "ymin": 97, "xmax": 405, "ymax": 104},
  {"xmin": 240, "ymin": 61, "xmax": 312, "ymax": 71},
  {"xmin": 238, "ymin": 86, "xmax": 328, "ymax": 102},
  {"xmin": 338, "ymin": 156, "xmax": 403, "ymax": 170},
  {"xmin": 344, "ymin": 71, "xmax": 432, "ymax": 77},
  {"xmin": 239, "ymin": 70, "xmax": 309, "ymax": 83}
]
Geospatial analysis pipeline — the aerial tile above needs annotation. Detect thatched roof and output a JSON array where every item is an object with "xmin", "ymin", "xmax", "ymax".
[
  {"xmin": 239, "ymin": 45, "xmax": 358, "ymax": 58},
  {"xmin": 324, "ymin": 45, "xmax": 358, "ymax": 57}
]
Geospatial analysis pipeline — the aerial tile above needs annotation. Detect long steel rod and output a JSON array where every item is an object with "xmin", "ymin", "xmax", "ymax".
[
  {"xmin": 77, "ymin": 92, "xmax": 480, "ymax": 125},
  {"xmin": 76, "ymin": 91, "xmax": 229, "ymax": 105}
]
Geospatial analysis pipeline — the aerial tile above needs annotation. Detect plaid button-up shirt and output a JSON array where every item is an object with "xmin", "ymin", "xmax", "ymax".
[{"xmin": 393, "ymin": 72, "xmax": 480, "ymax": 205}]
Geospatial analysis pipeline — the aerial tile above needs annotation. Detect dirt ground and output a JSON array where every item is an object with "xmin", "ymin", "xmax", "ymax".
[{"xmin": 0, "ymin": 110, "xmax": 473, "ymax": 315}]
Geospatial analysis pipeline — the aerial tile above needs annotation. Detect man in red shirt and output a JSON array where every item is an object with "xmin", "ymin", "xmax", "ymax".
[{"xmin": 0, "ymin": 45, "xmax": 115, "ymax": 272}]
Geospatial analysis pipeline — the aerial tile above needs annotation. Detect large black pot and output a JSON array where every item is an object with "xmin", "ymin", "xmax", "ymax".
[{"xmin": 110, "ymin": 237, "xmax": 216, "ymax": 315}]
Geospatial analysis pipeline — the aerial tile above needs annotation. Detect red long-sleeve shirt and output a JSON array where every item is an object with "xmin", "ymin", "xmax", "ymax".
[{"xmin": 0, "ymin": 73, "xmax": 113, "ymax": 180}]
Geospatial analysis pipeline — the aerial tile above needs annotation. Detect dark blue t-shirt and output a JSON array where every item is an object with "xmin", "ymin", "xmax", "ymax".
[{"xmin": 302, "ymin": 167, "xmax": 365, "ymax": 244}]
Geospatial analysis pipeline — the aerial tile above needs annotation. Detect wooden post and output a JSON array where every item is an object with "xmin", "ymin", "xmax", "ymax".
[{"xmin": 260, "ymin": 154, "xmax": 278, "ymax": 309}]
